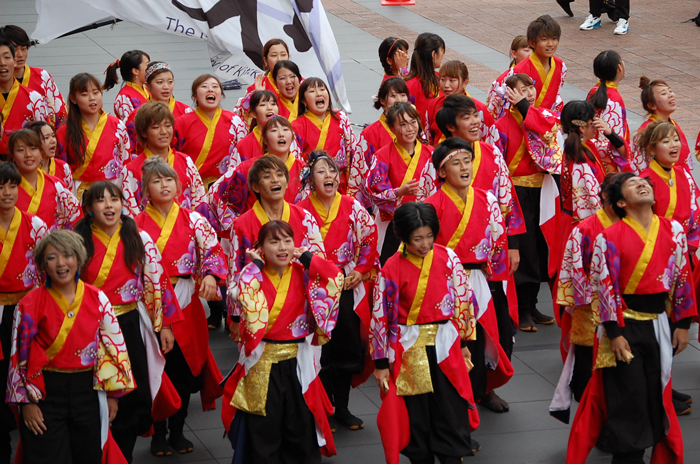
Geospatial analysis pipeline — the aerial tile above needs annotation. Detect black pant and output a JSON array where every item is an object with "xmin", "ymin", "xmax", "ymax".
[
  {"xmin": 489, "ymin": 281, "xmax": 514, "ymax": 360},
  {"xmin": 0, "ymin": 305, "xmax": 16, "ymax": 464},
  {"xmin": 110, "ymin": 310, "xmax": 153, "ymax": 463},
  {"xmin": 570, "ymin": 344, "xmax": 593, "ymax": 402},
  {"xmin": 20, "ymin": 371, "xmax": 102, "ymax": 464},
  {"xmin": 242, "ymin": 357, "xmax": 320, "ymax": 464},
  {"xmin": 590, "ymin": 0, "xmax": 630, "ymax": 20},
  {"xmin": 379, "ymin": 220, "xmax": 401, "ymax": 266},
  {"xmin": 465, "ymin": 323, "xmax": 487, "ymax": 401},
  {"xmin": 402, "ymin": 345, "xmax": 473, "ymax": 464},
  {"xmin": 513, "ymin": 186, "xmax": 549, "ymax": 287},
  {"xmin": 320, "ymin": 289, "xmax": 363, "ymax": 411},
  {"xmin": 598, "ymin": 319, "xmax": 664, "ymax": 456}
]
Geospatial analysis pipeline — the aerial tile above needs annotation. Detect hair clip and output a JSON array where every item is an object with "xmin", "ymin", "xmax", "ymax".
[{"xmin": 571, "ymin": 119, "xmax": 588, "ymax": 127}]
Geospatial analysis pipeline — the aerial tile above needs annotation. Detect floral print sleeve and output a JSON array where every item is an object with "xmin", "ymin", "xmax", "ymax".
[
  {"xmin": 54, "ymin": 180, "xmax": 82, "ymax": 230},
  {"xmin": 40, "ymin": 69, "xmax": 68, "ymax": 128},
  {"xmin": 446, "ymin": 248, "xmax": 477, "ymax": 341},
  {"xmin": 28, "ymin": 90, "xmax": 50, "ymax": 123},
  {"xmin": 205, "ymin": 164, "xmax": 249, "ymax": 233},
  {"xmin": 189, "ymin": 211, "xmax": 227, "ymax": 283},
  {"xmin": 139, "ymin": 231, "xmax": 182, "ymax": 331},
  {"xmin": 120, "ymin": 166, "xmax": 140, "ymax": 218},
  {"xmin": 571, "ymin": 163, "xmax": 601, "ymax": 223},
  {"xmin": 301, "ymin": 209, "xmax": 327, "ymax": 258},
  {"xmin": 350, "ymin": 199, "xmax": 378, "ymax": 276},
  {"xmin": 591, "ymin": 233, "xmax": 621, "ymax": 325},
  {"xmin": 557, "ymin": 226, "xmax": 590, "ymax": 308},
  {"xmin": 366, "ymin": 156, "xmax": 399, "ymax": 214},
  {"xmin": 114, "ymin": 95, "xmax": 135, "ymax": 122},
  {"xmin": 115, "ymin": 119, "xmax": 132, "ymax": 163},
  {"xmin": 486, "ymin": 191, "xmax": 509, "ymax": 280},
  {"xmin": 184, "ymin": 155, "xmax": 207, "ymax": 211},
  {"xmin": 305, "ymin": 255, "xmax": 344, "ymax": 344},
  {"xmin": 682, "ymin": 169, "xmax": 700, "ymax": 253},
  {"xmin": 6, "ymin": 300, "xmax": 41, "ymax": 404},
  {"xmin": 493, "ymin": 146, "xmax": 525, "ymax": 235},
  {"xmin": 59, "ymin": 161, "xmax": 74, "ymax": 192},
  {"xmin": 369, "ymin": 270, "xmax": 398, "ymax": 362},
  {"xmin": 668, "ymin": 221, "xmax": 695, "ymax": 323},
  {"xmin": 96, "ymin": 291, "xmax": 135, "ymax": 396}
]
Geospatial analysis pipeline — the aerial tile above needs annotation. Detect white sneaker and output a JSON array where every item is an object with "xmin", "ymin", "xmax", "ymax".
[
  {"xmin": 580, "ymin": 15, "xmax": 602, "ymax": 30},
  {"xmin": 614, "ymin": 18, "xmax": 629, "ymax": 35}
]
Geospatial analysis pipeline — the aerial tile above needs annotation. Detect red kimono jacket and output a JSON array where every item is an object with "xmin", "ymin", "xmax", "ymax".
[
  {"xmin": 233, "ymin": 72, "xmax": 279, "ymax": 121},
  {"xmin": 405, "ymin": 75, "xmax": 440, "ymax": 128},
  {"xmin": 17, "ymin": 171, "xmax": 82, "ymax": 232},
  {"xmin": 125, "ymin": 96, "xmax": 193, "ymax": 154},
  {"xmin": 0, "ymin": 208, "xmax": 46, "ymax": 299},
  {"xmin": 114, "ymin": 81, "xmax": 149, "ymax": 122},
  {"xmin": 135, "ymin": 204, "xmax": 227, "ymax": 410},
  {"xmin": 0, "ymin": 79, "xmax": 49, "ymax": 155},
  {"xmin": 232, "ymin": 126, "xmax": 264, "ymax": 163},
  {"xmin": 227, "ymin": 201, "xmax": 326, "ymax": 316},
  {"xmin": 56, "ymin": 112, "xmax": 131, "ymax": 197},
  {"xmin": 640, "ymin": 159, "xmax": 700, "ymax": 253},
  {"xmin": 631, "ymin": 116, "xmax": 692, "ymax": 173},
  {"xmin": 44, "ymin": 157, "xmax": 74, "ymax": 192},
  {"xmin": 120, "ymin": 148, "xmax": 206, "ymax": 217},
  {"xmin": 586, "ymin": 81, "xmax": 631, "ymax": 144},
  {"xmin": 174, "ymin": 108, "xmax": 247, "ymax": 185},
  {"xmin": 358, "ymin": 113, "xmax": 395, "ymax": 171},
  {"xmin": 18, "ymin": 64, "xmax": 67, "ymax": 129},
  {"xmin": 425, "ymin": 93, "xmax": 499, "ymax": 147}
]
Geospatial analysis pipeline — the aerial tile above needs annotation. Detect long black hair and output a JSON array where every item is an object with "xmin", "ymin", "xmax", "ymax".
[
  {"xmin": 588, "ymin": 50, "xmax": 622, "ymax": 111},
  {"xmin": 64, "ymin": 73, "xmax": 103, "ymax": 166},
  {"xmin": 406, "ymin": 33, "xmax": 445, "ymax": 99},
  {"xmin": 74, "ymin": 181, "xmax": 146, "ymax": 273},
  {"xmin": 561, "ymin": 100, "xmax": 596, "ymax": 164},
  {"xmin": 393, "ymin": 202, "xmax": 440, "ymax": 244}
]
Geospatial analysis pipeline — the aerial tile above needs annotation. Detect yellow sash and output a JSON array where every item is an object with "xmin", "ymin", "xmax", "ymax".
[
  {"xmin": 167, "ymin": 96, "xmax": 176, "ymax": 113},
  {"xmin": 20, "ymin": 65, "xmax": 31, "ymax": 87},
  {"xmin": 264, "ymin": 265, "xmax": 294, "ymax": 332},
  {"xmin": 507, "ymin": 108, "xmax": 528, "ymax": 176},
  {"xmin": 279, "ymin": 97, "xmax": 298, "ymax": 122},
  {"xmin": 47, "ymin": 158, "xmax": 57, "ymax": 177},
  {"xmin": 0, "ymin": 208, "xmax": 21, "ymax": 279},
  {"xmin": 309, "ymin": 192, "xmax": 341, "ymax": 240},
  {"xmin": 45, "ymin": 280, "xmax": 86, "ymax": 362},
  {"xmin": 90, "ymin": 223, "xmax": 122, "ymax": 288},
  {"xmin": 650, "ymin": 159, "xmax": 677, "ymax": 219},
  {"xmin": 252, "ymin": 200, "xmax": 291, "ymax": 226},
  {"xmin": 596, "ymin": 208, "xmax": 614, "ymax": 229},
  {"xmin": 442, "ymin": 184, "xmax": 475, "ymax": 249},
  {"xmin": 73, "ymin": 112, "xmax": 109, "ymax": 179},
  {"xmin": 305, "ymin": 112, "xmax": 332, "ymax": 151},
  {"xmin": 126, "ymin": 81, "xmax": 149, "ymax": 101},
  {"xmin": 405, "ymin": 248, "xmax": 434, "ymax": 325},
  {"xmin": 0, "ymin": 80, "xmax": 20, "ymax": 123},
  {"xmin": 379, "ymin": 113, "xmax": 396, "ymax": 142},
  {"xmin": 20, "ymin": 170, "xmax": 46, "ymax": 215},
  {"xmin": 622, "ymin": 215, "xmax": 660, "ymax": 294},
  {"xmin": 146, "ymin": 202, "xmax": 180, "ymax": 254},
  {"xmin": 399, "ymin": 140, "xmax": 423, "ymax": 187},
  {"xmin": 472, "ymin": 141, "xmax": 483, "ymax": 178},
  {"xmin": 194, "ymin": 107, "xmax": 222, "ymax": 171},
  {"xmin": 253, "ymin": 126, "xmax": 263, "ymax": 146},
  {"xmin": 530, "ymin": 55, "xmax": 556, "ymax": 108},
  {"xmin": 144, "ymin": 147, "xmax": 175, "ymax": 166}
]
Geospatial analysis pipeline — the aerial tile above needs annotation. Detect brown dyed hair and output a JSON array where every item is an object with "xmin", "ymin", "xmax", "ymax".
[
  {"xmin": 247, "ymin": 156, "xmax": 290, "ymax": 195},
  {"xmin": 386, "ymin": 101, "xmax": 424, "ymax": 135},
  {"xmin": 527, "ymin": 15, "xmax": 561, "ymax": 43},
  {"xmin": 262, "ymin": 39, "xmax": 290, "ymax": 71},
  {"xmin": 190, "ymin": 74, "xmax": 225, "ymax": 106},
  {"xmin": 634, "ymin": 120, "xmax": 678, "ymax": 162},
  {"xmin": 639, "ymin": 76, "xmax": 670, "ymax": 115},
  {"xmin": 256, "ymin": 220, "xmax": 295, "ymax": 247},
  {"xmin": 261, "ymin": 115, "xmax": 294, "ymax": 153},
  {"xmin": 141, "ymin": 156, "xmax": 182, "ymax": 201},
  {"xmin": 34, "ymin": 230, "xmax": 89, "ymax": 276},
  {"xmin": 65, "ymin": 73, "xmax": 103, "ymax": 166},
  {"xmin": 8, "ymin": 129, "xmax": 45, "ymax": 159},
  {"xmin": 439, "ymin": 60, "xmax": 469, "ymax": 83},
  {"xmin": 134, "ymin": 101, "xmax": 175, "ymax": 146},
  {"xmin": 505, "ymin": 73, "xmax": 535, "ymax": 89},
  {"xmin": 509, "ymin": 35, "xmax": 529, "ymax": 67}
]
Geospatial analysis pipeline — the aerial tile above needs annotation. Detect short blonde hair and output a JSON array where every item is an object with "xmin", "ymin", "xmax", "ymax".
[
  {"xmin": 141, "ymin": 156, "xmax": 182, "ymax": 201},
  {"xmin": 635, "ymin": 120, "xmax": 678, "ymax": 162},
  {"xmin": 34, "ymin": 230, "xmax": 88, "ymax": 275}
]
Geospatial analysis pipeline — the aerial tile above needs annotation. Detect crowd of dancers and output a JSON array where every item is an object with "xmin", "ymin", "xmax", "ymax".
[{"xmin": 0, "ymin": 11, "xmax": 699, "ymax": 464}]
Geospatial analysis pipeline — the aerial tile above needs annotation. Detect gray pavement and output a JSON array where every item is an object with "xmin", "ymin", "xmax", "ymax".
[{"xmin": 3, "ymin": 0, "xmax": 700, "ymax": 462}]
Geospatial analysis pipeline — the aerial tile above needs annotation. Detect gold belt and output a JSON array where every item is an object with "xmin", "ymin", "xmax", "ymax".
[
  {"xmin": 43, "ymin": 367, "xmax": 93, "ymax": 373},
  {"xmin": 112, "ymin": 302, "xmax": 138, "ymax": 317},
  {"xmin": 231, "ymin": 342, "xmax": 299, "ymax": 416},
  {"xmin": 0, "ymin": 289, "xmax": 31, "ymax": 306},
  {"xmin": 595, "ymin": 309, "xmax": 659, "ymax": 369},
  {"xmin": 622, "ymin": 308, "xmax": 659, "ymax": 321},
  {"xmin": 396, "ymin": 324, "xmax": 438, "ymax": 397},
  {"xmin": 571, "ymin": 305, "xmax": 596, "ymax": 347},
  {"xmin": 170, "ymin": 277, "xmax": 179, "ymax": 285},
  {"xmin": 512, "ymin": 173, "xmax": 544, "ymax": 188},
  {"xmin": 203, "ymin": 176, "xmax": 219, "ymax": 189}
]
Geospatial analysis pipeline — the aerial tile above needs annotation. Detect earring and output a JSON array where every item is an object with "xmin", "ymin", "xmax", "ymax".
[
  {"xmin": 401, "ymin": 243, "xmax": 408, "ymax": 257},
  {"xmin": 89, "ymin": 212, "xmax": 94, "ymax": 217}
]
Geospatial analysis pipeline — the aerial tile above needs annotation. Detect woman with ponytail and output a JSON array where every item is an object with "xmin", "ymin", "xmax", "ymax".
[
  {"xmin": 404, "ymin": 32, "xmax": 445, "ymax": 127},
  {"xmin": 378, "ymin": 36, "xmax": 410, "ymax": 82},
  {"xmin": 56, "ymin": 73, "xmax": 131, "ymax": 201},
  {"xmin": 103, "ymin": 50, "xmax": 151, "ymax": 121},
  {"xmin": 75, "ymin": 181, "xmax": 182, "ymax": 462},
  {"xmin": 631, "ymin": 76, "xmax": 692, "ymax": 173}
]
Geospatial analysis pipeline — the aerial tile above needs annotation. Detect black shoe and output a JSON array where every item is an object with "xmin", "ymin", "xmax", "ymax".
[
  {"xmin": 519, "ymin": 313, "xmax": 538, "ymax": 332},
  {"xmin": 207, "ymin": 313, "xmax": 222, "ymax": 330},
  {"xmin": 479, "ymin": 391, "xmax": 505, "ymax": 413},
  {"xmin": 328, "ymin": 414, "xmax": 337, "ymax": 433},
  {"xmin": 556, "ymin": 0, "xmax": 574, "ymax": 17},
  {"xmin": 673, "ymin": 389, "xmax": 693, "ymax": 404},
  {"xmin": 167, "ymin": 433, "xmax": 194, "ymax": 454},
  {"xmin": 531, "ymin": 308, "xmax": 555, "ymax": 325},
  {"xmin": 471, "ymin": 438, "xmax": 482, "ymax": 453},
  {"xmin": 334, "ymin": 408, "xmax": 364, "ymax": 430},
  {"xmin": 150, "ymin": 432, "xmax": 172, "ymax": 457},
  {"xmin": 673, "ymin": 398, "xmax": 692, "ymax": 416}
]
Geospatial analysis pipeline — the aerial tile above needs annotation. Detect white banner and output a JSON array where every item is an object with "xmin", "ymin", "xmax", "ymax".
[{"xmin": 32, "ymin": 0, "xmax": 351, "ymax": 112}]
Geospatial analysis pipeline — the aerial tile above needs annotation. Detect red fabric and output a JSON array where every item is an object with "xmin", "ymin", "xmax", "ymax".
[
  {"xmin": 405, "ymin": 76, "xmax": 440, "ymax": 128},
  {"xmin": 512, "ymin": 55, "xmax": 564, "ymax": 112},
  {"xmin": 376, "ymin": 380, "xmax": 410, "ymax": 464},
  {"xmin": 0, "ymin": 83, "xmax": 44, "ymax": 155},
  {"xmin": 565, "ymin": 367, "xmax": 606, "ymax": 464},
  {"xmin": 102, "ymin": 431, "xmax": 129, "ymax": 464},
  {"xmin": 303, "ymin": 377, "xmax": 336, "ymax": 457},
  {"xmin": 151, "ymin": 372, "xmax": 182, "ymax": 422},
  {"xmin": 234, "ymin": 130, "xmax": 263, "ymax": 163},
  {"xmin": 506, "ymin": 274, "xmax": 519, "ymax": 327}
]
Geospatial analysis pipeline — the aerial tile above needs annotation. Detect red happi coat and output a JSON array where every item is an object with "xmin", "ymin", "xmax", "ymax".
[
  {"xmin": 44, "ymin": 157, "xmax": 74, "ymax": 192},
  {"xmin": 425, "ymin": 93, "xmax": 499, "ymax": 146},
  {"xmin": 640, "ymin": 159, "xmax": 700, "ymax": 253},
  {"xmin": 632, "ymin": 116, "xmax": 692, "ymax": 173},
  {"xmin": 0, "ymin": 80, "xmax": 49, "ymax": 155},
  {"xmin": 370, "ymin": 244, "xmax": 478, "ymax": 464},
  {"xmin": 17, "ymin": 171, "xmax": 82, "ymax": 232},
  {"xmin": 135, "ymin": 204, "xmax": 227, "ymax": 410},
  {"xmin": 120, "ymin": 148, "xmax": 206, "ymax": 217},
  {"xmin": 174, "ymin": 108, "xmax": 247, "ymax": 184},
  {"xmin": 358, "ymin": 113, "xmax": 395, "ymax": 170},
  {"xmin": 19, "ymin": 64, "xmax": 67, "ymax": 129},
  {"xmin": 232, "ymin": 126, "xmax": 264, "ymax": 163},
  {"xmin": 233, "ymin": 72, "xmax": 280, "ymax": 121},
  {"xmin": 56, "ymin": 112, "xmax": 131, "ymax": 190},
  {"xmin": 405, "ymin": 75, "xmax": 440, "ymax": 128},
  {"xmin": 586, "ymin": 81, "xmax": 631, "ymax": 142},
  {"xmin": 114, "ymin": 81, "xmax": 150, "ymax": 122},
  {"xmin": 125, "ymin": 96, "xmax": 193, "ymax": 154}
]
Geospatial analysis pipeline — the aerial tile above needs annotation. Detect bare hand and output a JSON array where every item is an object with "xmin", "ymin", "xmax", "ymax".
[
  {"xmin": 108, "ymin": 398, "xmax": 118, "ymax": 422},
  {"xmin": 397, "ymin": 179, "xmax": 420, "ymax": 197},
  {"xmin": 293, "ymin": 246, "xmax": 309, "ymax": 260},
  {"xmin": 199, "ymin": 275, "xmax": 218, "ymax": 300},
  {"xmin": 591, "ymin": 116, "xmax": 612, "ymax": 136},
  {"xmin": 506, "ymin": 86, "xmax": 524, "ymax": 106},
  {"xmin": 160, "ymin": 326, "xmax": 174, "ymax": 354},
  {"xmin": 254, "ymin": 73, "xmax": 265, "ymax": 91},
  {"xmin": 246, "ymin": 247, "xmax": 263, "ymax": 263},
  {"xmin": 229, "ymin": 321, "xmax": 241, "ymax": 342},
  {"xmin": 22, "ymin": 403, "xmax": 46, "ymax": 435},
  {"xmin": 673, "ymin": 328, "xmax": 690, "ymax": 355},
  {"xmin": 461, "ymin": 345, "xmax": 472, "ymax": 361},
  {"xmin": 393, "ymin": 48, "xmax": 410, "ymax": 73},
  {"xmin": 373, "ymin": 368, "xmax": 391, "ymax": 394},
  {"xmin": 610, "ymin": 335, "xmax": 633, "ymax": 364},
  {"xmin": 508, "ymin": 249, "xmax": 520, "ymax": 275},
  {"xmin": 344, "ymin": 270, "xmax": 363, "ymax": 290}
]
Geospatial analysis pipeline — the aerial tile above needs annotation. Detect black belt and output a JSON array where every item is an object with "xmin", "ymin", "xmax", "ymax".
[{"xmin": 621, "ymin": 293, "xmax": 667, "ymax": 314}]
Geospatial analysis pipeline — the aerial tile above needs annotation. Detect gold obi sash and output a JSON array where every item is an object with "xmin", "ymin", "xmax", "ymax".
[
  {"xmin": 231, "ymin": 342, "xmax": 299, "ymax": 416},
  {"xmin": 571, "ymin": 305, "xmax": 596, "ymax": 347},
  {"xmin": 112, "ymin": 302, "xmax": 138, "ymax": 317},
  {"xmin": 595, "ymin": 309, "xmax": 658, "ymax": 369},
  {"xmin": 0, "ymin": 289, "xmax": 31, "ymax": 306},
  {"xmin": 512, "ymin": 173, "xmax": 544, "ymax": 188},
  {"xmin": 395, "ymin": 323, "xmax": 438, "ymax": 397}
]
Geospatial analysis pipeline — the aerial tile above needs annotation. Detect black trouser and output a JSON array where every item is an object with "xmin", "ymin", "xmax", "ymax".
[
  {"xmin": 379, "ymin": 220, "xmax": 401, "ymax": 266},
  {"xmin": 569, "ymin": 344, "xmax": 593, "ymax": 402},
  {"xmin": 320, "ymin": 289, "xmax": 363, "ymax": 411},
  {"xmin": 402, "ymin": 345, "xmax": 473, "ymax": 464},
  {"xmin": 598, "ymin": 319, "xmax": 664, "ymax": 457},
  {"xmin": 242, "ymin": 357, "xmax": 320, "ymax": 464},
  {"xmin": 110, "ymin": 310, "xmax": 153, "ymax": 463},
  {"xmin": 207, "ymin": 286, "xmax": 227, "ymax": 324},
  {"xmin": 0, "ymin": 305, "xmax": 16, "ymax": 464},
  {"xmin": 489, "ymin": 281, "xmax": 514, "ymax": 360},
  {"xmin": 590, "ymin": 0, "xmax": 630, "ymax": 20},
  {"xmin": 20, "ymin": 371, "xmax": 102, "ymax": 464},
  {"xmin": 465, "ymin": 323, "xmax": 487, "ymax": 401}
]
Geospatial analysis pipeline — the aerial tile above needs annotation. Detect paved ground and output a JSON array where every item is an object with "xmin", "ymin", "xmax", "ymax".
[{"xmin": 3, "ymin": 0, "xmax": 700, "ymax": 462}]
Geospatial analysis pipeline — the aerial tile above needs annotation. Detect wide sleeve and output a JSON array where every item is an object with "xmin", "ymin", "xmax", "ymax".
[
  {"xmin": 366, "ymin": 155, "xmax": 400, "ymax": 213},
  {"xmin": 446, "ymin": 248, "xmax": 476, "ymax": 342},
  {"xmin": 369, "ymin": 268, "xmax": 399, "ymax": 364},
  {"xmin": 486, "ymin": 69, "xmax": 514, "ymax": 120},
  {"xmin": 184, "ymin": 155, "xmax": 207, "ymax": 211},
  {"xmin": 486, "ymin": 192, "xmax": 509, "ymax": 280},
  {"xmin": 114, "ymin": 94, "xmax": 134, "ymax": 122},
  {"xmin": 479, "ymin": 106, "xmax": 500, "ymax": 146},
  {"xmin": 95, "ymin": 291, "xmax": 135, "ymax": 394},
  {"xmin": 54, "ymin": 180, "xmax": 82, "ymax": 229},
  {"xmin": 40, "ymin": 69, "xmax": 67, "ymax": 129},
  {"xmin": 6, "ymin": 299, "xmax": 44, "ymax": 404},
  {"xmin": 417, "ymin": 157, "xmax": 437, "ymax": 200},
  {"xmin": 301, "ymin": 209, "xmax": 327, "ymax": 258},
  {"xmin": 554, "ymin": 62, "xmax": 567, "ymax": 113},
  {"xmin": 668, "ymin": 221, "xmax": 697, "ymax": 323},
  {"xmin": 205, "ymin": 164, "xmax": 249, "ymax": 233},
  {"xmin": 305, "ymin": 255, "xmax": 344, "ymax": 344},
  {"xmin": 28, "ymin": 90, "xmax": 50, "ymax": 123},
  {"xmin": 115, "ymin": 118, "xmax": 132, "ymax": 163},
  {"xmin": 591, "ymin": 232, "xmax": 622, "ymax": 326},
  {"xmin": 523, "ymin": 107, "xmax": 564, "ymax": 175},
  {"xmin": 139, "ymin": 231, "xmax": 183, "ymax": 330},
  {"xmin": 227, "ymin": 221, "xmax": 248, "ymax": 317},
  {"xmin": 190, "ymin": 211, "xmax": 227, "ymax": 282},
  {"xmin": 351, "ymin": 199, "xmax": 378, "ymax": 276},
  {"xmin": 235, "ymin": 261, "xmax": 269, "ymax": 353},
  {"xmin": 571, "ymin": 163, "xmax": 601, "ymax": 223},
  {"xmin": 682, "ymin": 169, "xmax": 700, "ymax": 254},
  {"xmin": 342, "ymin": 113, "xmax": 371, "ymax": 206},
  {"xmin": 120, "ymin": 165, "xmax": 141, "ymax": 218},
  {"xmin": 556, "ymin": 226, "xmax": 588, "ymax": 307},
  {"xmin": 60, "ymin": 161, "xmax": 74, "ymax": 192},
  {"xmin": 494, "ymin": 145, "xmax": 526, "ymax": 235}
]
